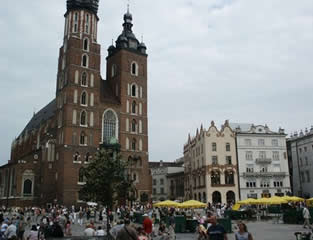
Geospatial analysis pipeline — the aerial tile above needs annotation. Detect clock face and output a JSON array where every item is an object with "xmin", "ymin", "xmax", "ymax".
[{"xmin": 129, "ymin": 40, "xmax": 137, "ymax": 49}]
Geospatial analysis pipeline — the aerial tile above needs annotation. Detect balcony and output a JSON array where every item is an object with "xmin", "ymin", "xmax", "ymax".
[
  {"xmin": 243, "ymin": 172, "xmax": 287, "ymax": 178},
  {"xmin": 255, "ymin": 158, "xmax": 272, "ymax": 164}
]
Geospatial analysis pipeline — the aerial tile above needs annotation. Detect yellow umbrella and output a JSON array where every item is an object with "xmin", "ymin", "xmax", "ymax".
[
  {"xmin": 254, "ymin": 197, "xmax": 271, "ymax": 204},
  {"xmin": 153, "ymin": 200, "xmax": 180, "ymax": 208},
  {"xmin": 237, "ymin": 198, "xmax": 258, "ymax": 205},
  {"xmin": 282, "ymin": 196, "xmax": 304, "ymax": 202},
  {"xmin": 265, "ymin": 196, "xmax": 288, "ymax": 205},
  {"xmin": 306, "ymin": 198, "xmax": 313, "ymax": 202},
  {"xmin": 232, "ymin": 203, "xmax": 241, "ymax": 211},
  {"xmin": 179, "ymin": 200, "xmax": 207, "ymax": 208}
]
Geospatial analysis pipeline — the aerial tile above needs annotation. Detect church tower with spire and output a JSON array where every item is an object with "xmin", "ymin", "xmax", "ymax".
[{"xmin": 0, "ymin": 0, "xmax": 151, "ymax": 207}]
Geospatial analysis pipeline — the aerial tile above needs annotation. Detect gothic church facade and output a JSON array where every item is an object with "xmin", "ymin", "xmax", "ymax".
[{"xmin": 0, "ymin": 0, "xmax": 152, "ymax": 207}]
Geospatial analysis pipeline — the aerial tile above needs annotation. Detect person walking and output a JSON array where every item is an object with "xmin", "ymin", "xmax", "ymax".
[
  {"xmin": 206, "ymin": 216, "xmax": 228, "ymax": 240},
  {"xmin": 143, "ymin": 214, "xmax": 152, "ymax": 239},
  {"xmin": 303, "ymin": 205, "xmax": 312, "ymax": 229},
  {"xmin": 235, "ymin": 222, "xmax": 253, "ymax": 240}
]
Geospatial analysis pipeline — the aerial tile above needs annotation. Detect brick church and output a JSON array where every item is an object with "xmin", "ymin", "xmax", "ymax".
[{"xmin": 0, "ymin": 0, "xmax": 152, "ymax": 207}]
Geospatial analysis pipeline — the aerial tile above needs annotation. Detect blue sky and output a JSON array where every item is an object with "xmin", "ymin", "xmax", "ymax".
[{"xmin": 0, "ymin": 0, "xmax": 313, "ymax": 165}]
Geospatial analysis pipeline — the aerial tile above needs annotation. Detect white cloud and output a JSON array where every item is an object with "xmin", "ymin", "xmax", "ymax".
[{"xmin": 0, "ymin": 0, "xmax": 312, "ymax": 164}]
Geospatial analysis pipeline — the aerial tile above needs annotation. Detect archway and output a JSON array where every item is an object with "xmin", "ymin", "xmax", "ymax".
[
  {"xmin": 212, "ymin": 191, "xmax": 221, "ymax": 204},
  {"xmin": 226, "ymin": 191, "xmax": 235, "ymax": 204}
]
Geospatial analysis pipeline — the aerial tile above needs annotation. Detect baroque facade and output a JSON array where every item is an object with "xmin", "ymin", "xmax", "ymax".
[
  {"xmin": 287, "ymin": 127, "xmax": 313, "ymax": 198},
  {"xmin": 0, "ymin": 0, "xmax": 151, "ymax": 207},
  {"xmin": 184, "ymin": 121, "xmax": 239, "ymax": 204},
  {"xmin": 232, "ymin": 123, "xmax": 291, "ymax": 200}
]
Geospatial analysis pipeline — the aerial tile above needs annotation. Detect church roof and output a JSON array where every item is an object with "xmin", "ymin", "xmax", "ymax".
[
  {"xmin": 20, "ymin": 99, "xmax": 56, "ymax": 136},
  {"xmin": 67, "ymin": 0, "xmax": 100, "ymax": 16}
]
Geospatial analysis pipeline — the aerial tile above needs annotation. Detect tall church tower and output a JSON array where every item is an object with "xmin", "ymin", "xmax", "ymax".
[
  {"xmin": 55, "ymin": 0, "xmax": 102, "ymax": 204},
  {"xmin": 106, "ymin": 8, "xmax": 151, "ymax": 201}
]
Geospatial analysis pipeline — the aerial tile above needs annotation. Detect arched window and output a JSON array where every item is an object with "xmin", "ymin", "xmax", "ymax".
[
  {"xmin": 132, "ymin": 138, "xmax": 137, "ymax": 150},
  {"xmin": 81, "ymin": 72, "xmax": 88, "ymax": 86},
  {"xmin": 80, "ymin": 111, "xmax": 87, "ymax": 126},
  {"xmin": 102, "ymin": 109, "xmax": 118, "ymax": 143},
  {"xmin": 81, "ymin": 92, "xmax": 87, "ymax": 105},
  {"xmin": 211, "ymin": 171, "xmax": 220, "ymax": 186},
  {"xmin": 131, "ymin": 62, "xmax": 138, "ymax": 76},
  {"xmin": 23, "ymin": 179, "xmax": 32, "ymax": 196},
  {"xmin": 111, "ymin": 64, "xmax": 117, "ymax": 77},
  {"xmin": 79, "ymin": 168, "xmax": 86, "ymax": 183},
  {"xmin": 83, "ymin": 38, "xmax": 89, "ymax": 51},
  {"xmin": 132, "ymin": 101, "xmax": 136, "ymax": 114},
  {"xmin": 82, "ymin": 54, "xmax": 88, "ymax": 68},
  {"xmin": 133, "ymin": 173, "xmax": 137, "ymax": 181},
  {"xmin": 131, "ymin": 84, "xmax": 137, "ymax": 97},
  {"xmin": 131, "ymin": 119, "xmax": 137, "ymax": 133},
  {"xmin": 225, "ymin": 170, "xmax": 234, "ymax": 185},
  {"xmin": 85, "ymin": 152, "xmax": 90, "ymax": 163},
  {"xmin": 80, "ymin": 132, "xmax": 87, "ymax": 145}
]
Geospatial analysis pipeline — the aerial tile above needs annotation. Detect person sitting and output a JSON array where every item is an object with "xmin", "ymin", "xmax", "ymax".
[
  {"xmin": 95, "ymin": 226, "xmax": 105, "ymax": 236},
  {"xmin": 84, "ymin": 224, "xmax": 95, "ymax": 236},
  {"xmin": 27, "ymin": 225, "xmax": 38, "ymax": 240}
]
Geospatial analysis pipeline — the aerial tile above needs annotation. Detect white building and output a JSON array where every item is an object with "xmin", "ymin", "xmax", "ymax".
[
  {"xmin": 232, "ymin": 123, "xmax": 291, "ymax": 200},
  {"xmin": 288, "ymin": 127, "xmax": 313, "ymax": 198},
  {"xmin": 184, "ymin": 121, "xmax": 239, "ymax": 204}
]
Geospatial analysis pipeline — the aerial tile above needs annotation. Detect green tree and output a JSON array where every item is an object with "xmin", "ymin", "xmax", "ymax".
[{"xmin": 79, "ymin": 146, "xmax": 133, "ymax": 233}]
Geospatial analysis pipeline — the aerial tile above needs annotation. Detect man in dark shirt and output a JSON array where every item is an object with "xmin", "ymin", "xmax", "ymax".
[{"xmin": 207, "ymin": 216, "xmax": 228, "ymax": 240}]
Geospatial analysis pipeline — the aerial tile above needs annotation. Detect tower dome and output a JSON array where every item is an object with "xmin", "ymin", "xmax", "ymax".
[{"xmin": 67, "ymin": 0, "xmax": 100, "ymax": 15}]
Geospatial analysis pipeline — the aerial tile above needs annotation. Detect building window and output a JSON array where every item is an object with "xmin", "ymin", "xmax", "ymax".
[
  {"xmin": 259, "ymin": 151, "xmax": 266, "ymax": 159},
  {"xmin": 132, "ymin": 101, "xmax": 137, "ymax": 114},
  {"xmin": 80, "ymin": 132, "xmax": 87, "ymax": 145},
  {"xmin": 258, "ymin": 139, "xmax": 265, "ymax": 146},
  {"xmin": 153, "ymin": 188, "xmax": 156, "ymax": 195},
  {"xmin": 300, "ymin": 158, "xmax": 303, "ymax": 166},
  {"xmin": 245, "ymin": 139, "xmax": 252, "ymax": 146},
  {"xmin": 73, "ymin": 12, "xmax": 78, "ymax": 33},
  {"xmin": 80, "ymin": 111, "xmax": 87, "ymax": 126},
  {"xmin": 160, "ymin": 179, "xmax": 164, "ymax": 185},
  {"xmin": 273, "ymin": 151, "xmax": 279, "ymax": 161},
  {"xmin": 304, "ymin": 147, "xmax": 308, "ymax": 152},
  {"xmin": 160, "ymin": 188, "xmax": 164, "ymax": 194},
  {"xmin": 212, "ymin": 143, "xmax": 217, "ymax": 151},
  {"xmin": 81, "ymin": 72, "xmax": 88, "ymax": 86},
  {"xmin": 81, "ymin": 92, "xmax": 87, "ymax": 106},
  {"xmin": 305, "ymin": 157, "xmax": 309, "ymax": 166},
  {"xmin": 226, "ymin": 143, "xmax": 231, "ymax": 152},
  {"xmin": 23, "ymin": 179, "xmax": 32, "ymax": 196},
  {"xmin": 85, "ymin": 14, "xmax": 90, "ymax": 33},
  {"xmin": 211, "ymin": 171, "xmax": 220, "ymax": 185},
  {"xmin": 131, "ymin": 62, "xmax": 138, "ymax": 76},
  {"xmin": 212, "ymin": 156, "xmax": 218, "ymax": 165},
  {"xmin": 225, "ymin": 170, "xmax": 234, "ymax": 185},
  {"xmin": 111, "ymin": 64, "xmax": 117, "ymax": 77},
  {"xmin": 79, "ymin": 168, "xmax": 86, "ymax": 183},
  {"xmin": 131, "ymin": 84, "xmax": 137, "ymax": 97},
  {"xmin": 102, "ymin": 109, "xmax": 118, "ymax": 143},
  {"xmin": 82, "ymin": 54, "xmax": 88, "ymax": 68},
  {"xmin": 246, "ymin": 151, "xmax": 253, "ymax": 160},
  {"xmin": 131, "ymin": 119, "xmax": 137, "ymax": 133},
  {"xmin": 226, "ymin": 156, "xmax": 232, "ymax": 165},
  {"xmin": 272, "ymin": 139, "xmax": 278, "ymax": 146},
  {"xmin": 85, "ymin": 152, "xmax": 90, "ymax": 163},
  {"xmin": 246, "ymin": 181, "xmax": 256, "ymax": 188},
  {"xmin": 131, "ymin": 138, "xmax": 136, "ymax": 150},
  {"xmin": 260, "ymin": 181, "xmax": 270, "ymax": 188},
  {"xmin": 153, "ymin": 179, "xmax": 157, "ymax": 185},
  {"xmin": 246, "ymin": 165, "xmax": 254, "ymax": 173},
  {"xmin": 299, "ymin": 148, "xmax": 302, "ymax": 154},
  {"xmin": 83, "ymin": 38, "xmax": 89, "ymax": 51},
  {"xmin": 306, "ymin": 171, "xmax": 311, "ymax": 182}
]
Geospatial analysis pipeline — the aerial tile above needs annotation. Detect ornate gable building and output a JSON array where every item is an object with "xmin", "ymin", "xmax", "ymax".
[{"xmin": 0, "ymin": 0, "xmax": 151, "ymax": 207}]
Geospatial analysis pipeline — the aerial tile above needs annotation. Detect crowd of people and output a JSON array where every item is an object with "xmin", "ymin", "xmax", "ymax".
[{"xmin": 0, "ymin": 202, "xmax": 259, "ymax": 240}]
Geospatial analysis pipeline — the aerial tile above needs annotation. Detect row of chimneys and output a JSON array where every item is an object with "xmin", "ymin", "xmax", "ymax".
[{"xmin": 290, "ymin": 126, "xmax": 313, "ymax": 138}]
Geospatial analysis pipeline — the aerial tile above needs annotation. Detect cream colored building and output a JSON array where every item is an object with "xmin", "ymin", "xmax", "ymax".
[{"xmin": 184, "ymin": 120, "xmax": 239, "ymax": 204}]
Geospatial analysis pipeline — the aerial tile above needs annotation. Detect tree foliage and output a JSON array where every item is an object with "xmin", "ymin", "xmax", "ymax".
[{"xmin": 79, "ymin": 147, "xmax": 133, "ymax": 208}]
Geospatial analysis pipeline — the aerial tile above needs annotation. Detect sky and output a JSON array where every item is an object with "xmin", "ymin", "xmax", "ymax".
[{"xmin": 0, "ymin": 0, "xmax": 313, "ymax": 165}]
